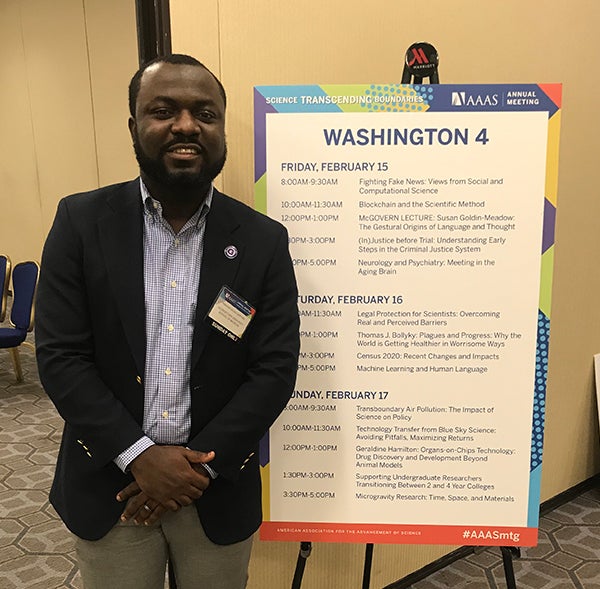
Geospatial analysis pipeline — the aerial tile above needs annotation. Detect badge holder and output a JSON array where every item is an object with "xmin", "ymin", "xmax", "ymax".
[{"xmin": 207, "ymin": 286, "xmax": 256, "ymax": 342}]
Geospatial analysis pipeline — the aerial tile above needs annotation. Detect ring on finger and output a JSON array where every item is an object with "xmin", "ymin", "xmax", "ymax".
[{"xmin": 143, "ymin": 503, "xmax": 152, "ymax": 512}]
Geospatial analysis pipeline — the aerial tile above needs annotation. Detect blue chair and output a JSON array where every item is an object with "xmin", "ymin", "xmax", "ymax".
[
  {"xmin": 0, "ymin": 254, "xmax": 11, "ymax": 322},
  {"xmin": 0, "ymin": 260, "xmax": 39, "ymax": 382}
]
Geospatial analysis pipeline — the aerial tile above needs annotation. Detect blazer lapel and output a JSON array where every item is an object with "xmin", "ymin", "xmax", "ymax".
[
  {"xmin": 192, "ymin": 191, "xmax": 244, "ymax": 367},
  {"xmin": 97, "ymin": 181, "xmax": 146, "ymax": 376}
]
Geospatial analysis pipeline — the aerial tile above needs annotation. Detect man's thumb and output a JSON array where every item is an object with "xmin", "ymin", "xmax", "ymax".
[{"xmin": 186, "ymin": 449, "xmax": 215, "ymax": 463}]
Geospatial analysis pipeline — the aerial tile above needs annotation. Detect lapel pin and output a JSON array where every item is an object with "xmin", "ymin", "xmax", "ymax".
[{"xmin": 224, "ymin": 245, "xmax": 238, "ymax": 259}]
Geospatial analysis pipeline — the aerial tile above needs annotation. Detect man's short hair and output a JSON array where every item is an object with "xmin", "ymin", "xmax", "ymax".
[{"xmin": 128, "ymin": 54, "xmax": 227, "ymax": 117}]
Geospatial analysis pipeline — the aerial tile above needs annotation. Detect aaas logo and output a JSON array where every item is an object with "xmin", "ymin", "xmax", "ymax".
[
  {"xmin": 451, "ymin": 91, "xmax": 499, "ymax": 107},
  {"xmin": 451, "ymin": 92, "xmax": 466, "ymax": 106}
]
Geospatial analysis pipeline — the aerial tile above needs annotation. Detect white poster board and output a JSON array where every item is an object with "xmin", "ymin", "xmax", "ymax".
[{"xmin": 255, "ymin": 84, "xmax": 561, "ymax": 546}]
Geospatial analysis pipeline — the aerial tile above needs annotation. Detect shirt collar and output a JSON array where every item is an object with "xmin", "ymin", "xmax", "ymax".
[{"xmin": 139, "ymin": 178, "xmax": 213, "ymax": 227}]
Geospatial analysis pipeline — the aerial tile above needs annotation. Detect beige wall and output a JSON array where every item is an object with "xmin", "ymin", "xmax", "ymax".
[
  {"xmin": 171, "ymin": 1, "xmax": 600, "ymax": 587},
  {"xmin": 0, "ymin": 0, "xmax": 138, "ymax": 264},
  {"xmin": 1, "ymin": 0, "xmax": 599, "ymax": 586}
]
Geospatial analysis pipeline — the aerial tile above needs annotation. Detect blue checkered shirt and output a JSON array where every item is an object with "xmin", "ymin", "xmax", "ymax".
[{"xmin": 114, "ymin": 179, "xmax": 212, "ymax": 472}]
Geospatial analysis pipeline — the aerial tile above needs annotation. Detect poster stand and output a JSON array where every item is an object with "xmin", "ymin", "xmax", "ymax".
[
  {"xmin": 291, "ymin": 542, "xmax": 374, "ymax": 589},
  {"xmin": 400, "ymin": 41, "xmax": 439, "ymax": 84},
  {"xmin": 500, "ymin": 546, "xmax": 521, "ymax": 589},
  {"xmin": 362, "ymin": 543, "xmax": 374, "ymax": 589},
  {"xmin": 284, "ymin": 43, "xmax": 529, "ymax": 589},
  {"xmin": 290, "ymin": 543, "xmax": 519, "ymax": 589},
  {"xmin": 288, "ymin": 42, "xmax": 442, "ymax": 589},
  {"xmin": 291, "ymin": 542, "xmax": 312, "ymax": 589}
]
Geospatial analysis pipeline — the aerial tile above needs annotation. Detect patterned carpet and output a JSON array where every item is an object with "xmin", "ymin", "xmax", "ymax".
[
  {"xmin": 404, "ymin": 488, "xmax": 600, "ymax": 588},
  {"xmin": 0, "ymin": 341, "xmax": 81, "ymax": 589},
  {"xmin": 1, "ymin": 341, "xmax": 600, "ymax": 589}
]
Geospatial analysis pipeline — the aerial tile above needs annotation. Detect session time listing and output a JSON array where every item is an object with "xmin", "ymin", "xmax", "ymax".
[{"xmin": 277, "ymin": 394, "xmax": 517, "ymax": 507}]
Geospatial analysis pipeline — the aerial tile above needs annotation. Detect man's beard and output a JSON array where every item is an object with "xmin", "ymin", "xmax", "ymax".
[{"xmin": 133, "ymin": 136, "xmax": 227, "ymax": 189}]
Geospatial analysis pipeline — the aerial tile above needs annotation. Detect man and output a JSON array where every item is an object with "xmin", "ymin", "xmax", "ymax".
[{"xmin": 35, "ymin": 54, "xmax": 300, "ymax": 589}]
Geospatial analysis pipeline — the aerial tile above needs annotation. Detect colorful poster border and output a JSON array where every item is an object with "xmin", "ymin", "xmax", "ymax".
[{"xmin": 255, "ymin": 84, "xmax": 561, "ymax": 545}]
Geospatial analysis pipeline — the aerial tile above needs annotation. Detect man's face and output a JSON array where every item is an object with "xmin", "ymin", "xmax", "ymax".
[{"xmin": 129, "ymin": 62, "xmax": 226, "ymax": 190}]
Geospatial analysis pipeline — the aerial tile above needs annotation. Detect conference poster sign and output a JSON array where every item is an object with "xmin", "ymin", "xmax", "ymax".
[{"xmin": 254, "ymin": 84, "xmax": 561, "ymax": 546}]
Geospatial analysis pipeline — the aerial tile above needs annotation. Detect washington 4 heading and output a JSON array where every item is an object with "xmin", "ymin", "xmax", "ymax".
[{"xmin": 323, "ymin": 127, "xmax": 490, "ymax": 147}]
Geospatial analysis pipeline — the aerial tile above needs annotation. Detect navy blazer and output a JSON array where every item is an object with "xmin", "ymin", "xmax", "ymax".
[{"xmin": 35, "ymin": 180, "xmax": 300, "ymax": 543}]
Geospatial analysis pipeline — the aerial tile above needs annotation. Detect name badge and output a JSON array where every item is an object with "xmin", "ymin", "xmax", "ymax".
[{"xmin": 207, "ymin": 286, "xmax": 256, "ymax": 341}]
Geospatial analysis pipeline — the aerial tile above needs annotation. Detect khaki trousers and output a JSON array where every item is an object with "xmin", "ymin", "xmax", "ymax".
[{"xmin": 75, "ymin": 505, "xmax": 253, "ymax": 589}]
